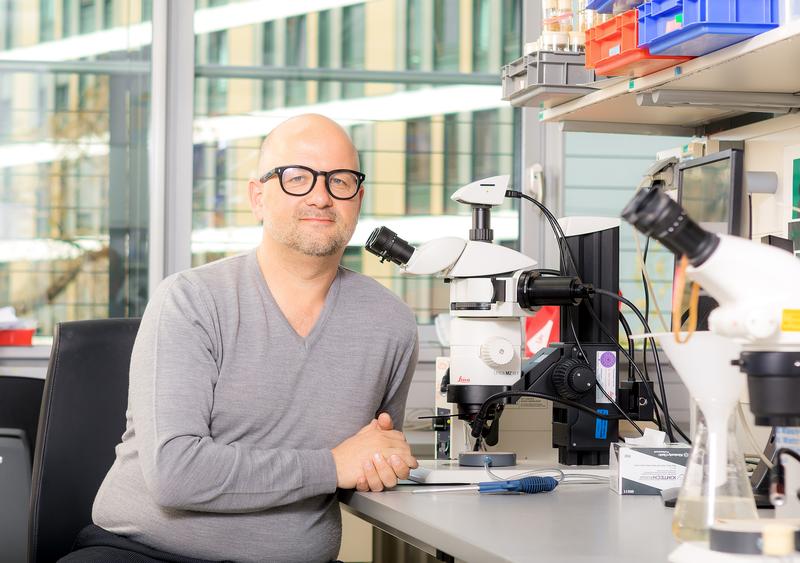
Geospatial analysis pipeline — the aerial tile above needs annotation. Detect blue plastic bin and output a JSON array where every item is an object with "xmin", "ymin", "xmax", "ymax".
[
  {"xmin": 588, "ymin": 0, "xmax": 616, "ymax": 13},
  {"xmin": 588, "ymin": 0, "xmax": 644, "ymax": 13},
  {"xmin": 638, "ymin": 0, "xmax": 779, "ymax": 57}
]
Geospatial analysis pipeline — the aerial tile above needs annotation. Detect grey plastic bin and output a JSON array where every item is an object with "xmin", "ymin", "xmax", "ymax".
[{"xmin": 502, "ymin": 51, "xmax": 599, "ymax": 108}]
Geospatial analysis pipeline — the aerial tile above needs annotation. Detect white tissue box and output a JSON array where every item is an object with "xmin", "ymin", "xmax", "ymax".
[{"xmin": 609, "ymin": 442, "xmax": 691, "ymax": 495}]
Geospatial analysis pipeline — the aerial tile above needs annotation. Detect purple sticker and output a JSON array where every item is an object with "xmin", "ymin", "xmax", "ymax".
[{"xmin": 599, "ymin": 352, "xmax": 616, "ymax": 368}]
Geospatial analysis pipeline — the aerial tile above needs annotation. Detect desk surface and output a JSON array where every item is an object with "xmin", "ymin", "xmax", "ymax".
[{"xmin": 341, "ymin": 483, "xmax": 677, "ymax": 563}]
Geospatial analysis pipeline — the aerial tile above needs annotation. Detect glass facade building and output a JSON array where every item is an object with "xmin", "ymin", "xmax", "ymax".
[{"xmin": 0, "ymin": 0, "xmax": 522, "ymax": 334}]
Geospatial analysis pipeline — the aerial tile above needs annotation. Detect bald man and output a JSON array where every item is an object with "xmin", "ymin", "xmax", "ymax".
[{"xmin": 74, "ymin": 115, "xmax": 420, "ymax": 563}]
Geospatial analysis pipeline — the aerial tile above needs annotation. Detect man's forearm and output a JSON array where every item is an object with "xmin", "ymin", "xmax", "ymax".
[{"xmin": 142, "ymin": 438, "xmax": 337, "ymax": 512}]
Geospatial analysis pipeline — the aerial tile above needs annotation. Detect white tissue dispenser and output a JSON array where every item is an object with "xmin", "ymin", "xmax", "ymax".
[{"xmin": 610, "ymin": 442, "xmax": 691, "ymax": 495}]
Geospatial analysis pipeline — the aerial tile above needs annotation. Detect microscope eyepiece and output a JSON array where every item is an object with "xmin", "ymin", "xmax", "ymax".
[
  {"xmin": 621, "ymin": 187, "xmax": 719, "ymax": 267},
  {"xmin": 365, "ymin": 226, "xmax": 416, "ymax": 266}
]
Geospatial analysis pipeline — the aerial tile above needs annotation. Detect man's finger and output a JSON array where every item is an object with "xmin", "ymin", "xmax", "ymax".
[
  {"xmin": 376, "ymin": 412, "xmax": 393, "ymax": 431},
  {"xmin": 372, "ymin": 452, "xmax": 398, "ymax": 489},
  {"xmin": 381, "ymin": 449, "xmax": 417, "ymax": 470},
  {"xmin": 389, "ymin": 454, "xmax": 411, "ymax": 480},
  {"xmin": 363, "ymin": 459, "xmax": 383, "ymax": 492},
  {"xmin": 356, "ymin": 477, "xmax": 369, "ymax": 492}
]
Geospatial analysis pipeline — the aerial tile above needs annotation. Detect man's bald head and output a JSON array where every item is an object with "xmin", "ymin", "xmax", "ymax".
[
  {"xmin": 258, "ymin": 114, "xmax": 359, "ymax": 175},
  {"xmin": 249, "ymin": 114, "xmax": 364, "ymax": 259}
]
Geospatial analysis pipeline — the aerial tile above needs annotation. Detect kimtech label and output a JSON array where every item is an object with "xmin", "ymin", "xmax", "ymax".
[{"xmin": 614, "ymin": 446, "xmax": 690, "ymax": 495}]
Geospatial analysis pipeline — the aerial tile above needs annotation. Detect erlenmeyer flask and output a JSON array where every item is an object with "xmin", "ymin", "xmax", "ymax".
[{"xmin": 672, "ymin": 407, "xmax": 758, "ymax": 542}]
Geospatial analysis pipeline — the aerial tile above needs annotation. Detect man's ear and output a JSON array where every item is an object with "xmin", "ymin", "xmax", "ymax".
[{"xmin": 248, "ymin": 178, "xmax": 264, "ymax": 222}]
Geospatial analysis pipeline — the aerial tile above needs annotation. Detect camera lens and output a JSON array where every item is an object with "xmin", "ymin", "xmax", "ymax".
[{"xmin": 365, "ymin": 226, "xmax": 415, "ymax": 266}]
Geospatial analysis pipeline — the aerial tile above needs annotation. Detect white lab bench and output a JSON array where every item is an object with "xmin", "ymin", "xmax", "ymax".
[{"xmin": 340, "ymin": 482, "xmax": 677, "ymax": 563}]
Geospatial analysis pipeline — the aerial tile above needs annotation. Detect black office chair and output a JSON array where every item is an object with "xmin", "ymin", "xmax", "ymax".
[
  {"xmin": 28, "ymin": 318, "xmax": 140, "ymax": 563},
  {"xmin": 0, "ymin": 375, "xmax": 45, "ymax": 465}
]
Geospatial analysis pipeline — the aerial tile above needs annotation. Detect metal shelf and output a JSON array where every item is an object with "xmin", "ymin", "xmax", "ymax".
[{"xmin": 538, "ymin": 19, "xmax": 800, "ymax": 135}]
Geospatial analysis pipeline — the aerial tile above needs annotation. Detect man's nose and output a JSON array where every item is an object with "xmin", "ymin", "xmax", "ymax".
[{"xmin": 304, "ymin": 175, "xmax": 333, "ymax": 206}]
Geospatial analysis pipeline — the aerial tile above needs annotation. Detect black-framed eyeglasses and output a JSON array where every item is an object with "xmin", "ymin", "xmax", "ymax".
[{"xmin": 259, "ymin": 165, "xmax": 365, "ymax": 200}]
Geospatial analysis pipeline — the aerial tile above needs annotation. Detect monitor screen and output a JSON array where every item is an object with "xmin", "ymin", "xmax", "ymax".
[
  {"xmin": 677, "ymin": 149, "xmax": 744, "ymax": 236},
  {"xmin": 671, "ymin": 149, "xmax": 744, "ymax": 330}
]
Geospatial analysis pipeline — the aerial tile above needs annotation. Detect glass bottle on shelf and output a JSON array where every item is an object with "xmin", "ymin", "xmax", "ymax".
[
  {"xmin": 572, "ymin": 0, "xmax": 588, "ymax": 52},
  {"xmin": 542, "ymin": 0, "xmax": 574, "ymax": 51}
]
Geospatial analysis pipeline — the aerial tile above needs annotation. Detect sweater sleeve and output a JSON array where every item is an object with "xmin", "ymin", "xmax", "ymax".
[
  {"xmin": 131, "ymin": 274, "xmax": 337, "ymax": 513},
  {"xmin": 376, "ymin": 322, "xmax": 419, "ymax": 430}
]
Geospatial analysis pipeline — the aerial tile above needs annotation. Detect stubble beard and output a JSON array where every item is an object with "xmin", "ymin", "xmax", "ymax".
[{"xmin": 265, "ymin": 212, "xmax": 355, "ymax": 257}]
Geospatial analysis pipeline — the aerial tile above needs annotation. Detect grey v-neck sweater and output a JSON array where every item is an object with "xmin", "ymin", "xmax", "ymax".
[{"xmin": 92, "ymin": 250, "xmax": 418, "ymax": 562}]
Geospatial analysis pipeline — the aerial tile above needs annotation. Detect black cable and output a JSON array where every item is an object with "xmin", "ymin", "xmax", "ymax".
[
  {"xmin": 617, "ymin": 311, "xmax": 665, "ymax": 431},
  {"xmin": 509, "ymin": 189, "xmax": 657, "ymax": 440},
  {"xmin": 472, "ymin": 389, "xmax": 627, "ymax": 449},
  {"xmin": 639, "ymin": 235, "xmax": 661, "ymax": 431},
  {"xmin": 618, "ymin": 313, "xmax": 635, "ymax": 382},
  {"xmin": 641, "ymin": 236, "xmax": 651, "ymax": 381},
  {"xmin": 508, "ymin": 191, "xmax": 578, "ymax": 276},
  {"xmin": 474, "ymin": 390, "xmax": 623, "ymax": 427},
  {"xmin": 569, "ymin": 322, "xmax": 644, "ymax": 436},
  {"xmin": 590, "ymin": 289, "xmax": 690, "ymax": 443},
  {"xmin": 580, "ymin": 301, "xmax": 663, "ymax": 429},
  {"xmin": 581, "ymin": 299, "xmax": 690, "ymax": 442}
]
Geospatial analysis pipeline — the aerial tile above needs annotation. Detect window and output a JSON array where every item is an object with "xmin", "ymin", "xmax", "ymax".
[
  {"xmin": 188, "ymin": 2, "xmax": 522, "ymax": 324},
  {"xmin": 433, "ymin": 0, "xmax": 459, "ymax": 71},
  {"xmin": 40, "ymin": 0, "xmax": 55, "ymax": 41},
  {"xmin": 0, "ymin": 78, "xmax": 11, "ymax": 137},
  {"xmin": 207, "ymin": 31, "xmax": 228, "ymax": 115},
  {"xmin": 406, "ymin": 0, "xmax": 423, "ymax": 70},
  {"xmin": 54, "ymin": 78, "xmax": 69, "ymax": 111},
  {"xmin": 103, "ymin": 0, "xmax": 113, "ymax": 29},
  {"xmin": 317, "ymin": 10, "xmax": 333, "ymax": 103},
  {"xmin": 342, "ymin": 5, "xmax": 365, "ymax": 99},
  {"xmin": 141, "ymin": 0, "xmax": 151, "ymax": 22},
  {"xmin": 262, "ymin": 21, "xmax": 276, "ymax": 109},
  {"xmin": 405, "ymin": 118, "xmax": 432, "ymax": 215},
  {"xmin": 213, "ymin": 144, "xmax": 227, "ymax": 228},
  {"xmin": 285, "ymin": 15, "xmax": 307, "ymax": 106},
  {"xmin": 3, "ymin": 0, "xmax": 13, "ymax": 49},
  {"xmin": 79, "ymin": 0, "xmax": 94, "ymax": 34},
  {"xmin": 472, "ymin": 109, "xmax": 498, "ymax": 180},
  {"xmin": 62, "ymin": 0, "xmax": 73, "ymax": 37},
  {"xmin": 341, "ymin": 247, "xmax": 362, "ymax": 271},
  {"xmin": 502, "ymin": 0, "xmax": 522, "ymax": 63},
  {"xmin": 472, "ymin": 0, "xmax": 491, "ymax": 73},
  {"xmin": 443, "ymin": 113, "xmax": 462, "ymax": 214},
  {"xmin": 3, "ymin": 3, "xmax": 152, "ymax": 334}
]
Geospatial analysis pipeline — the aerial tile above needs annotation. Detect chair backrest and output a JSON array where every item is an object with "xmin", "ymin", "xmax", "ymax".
[
  {"xmin": 28, "ymin": 318, "xmax": 140, "ymax": 563},
  {"xmin": 0, "ymin": 428, "xmax": 31, "ymax": 563},
  {"xmin": 0, "ymin": 376, "xmax": 45, "ymax": 465}
]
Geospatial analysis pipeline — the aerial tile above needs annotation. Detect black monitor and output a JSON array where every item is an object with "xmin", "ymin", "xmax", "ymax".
[
  {"xmin": 672, "ymin": 149, "xmax": 744, "ymax": 330},
  {"xmin": 677, "ymin": 149, "xmax": 745, "ymax": 237},
  {"xmin": 761, "ymin": 234, "xmax": 795, "ymax": 254}
]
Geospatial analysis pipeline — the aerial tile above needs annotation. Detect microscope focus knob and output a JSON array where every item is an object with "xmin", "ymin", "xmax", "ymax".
[
  {"xmin": 480, "ymin": 337, "xmax": 515, "ymax": 369},
  {"xmin": 552, "ymin": 359, "xmax": 595, "ymax": 401}
]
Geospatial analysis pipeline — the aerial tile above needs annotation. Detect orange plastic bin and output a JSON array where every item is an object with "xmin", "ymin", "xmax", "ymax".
[
  {"xmin": 0, "ymin": 329, "xmax": 35, "ymax": 346},
  {"xmin": 585, "ymin": 9, "xmax": 692, "ymax": 78}
]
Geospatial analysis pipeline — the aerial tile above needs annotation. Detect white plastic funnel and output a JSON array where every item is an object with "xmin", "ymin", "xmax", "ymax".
[{"xmin": 634, "ymin": 332, "xmax": 745, "ymax": 485}]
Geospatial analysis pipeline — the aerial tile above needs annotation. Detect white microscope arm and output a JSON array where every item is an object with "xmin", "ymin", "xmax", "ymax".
[
  {"xmin": 404, "ymin": 237, "xmax": 537, "ymax": 277},
  {"xmin": 687, "ymin": 234, "xmax": 800, "ymax": 346}
]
